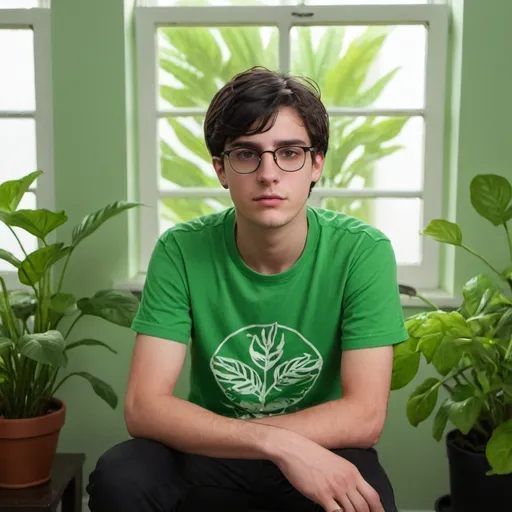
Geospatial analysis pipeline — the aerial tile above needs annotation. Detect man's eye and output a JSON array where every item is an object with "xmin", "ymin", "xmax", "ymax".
[{"xmin": 237, "ymin": 150, "xmax": 257, "ymax": 160}]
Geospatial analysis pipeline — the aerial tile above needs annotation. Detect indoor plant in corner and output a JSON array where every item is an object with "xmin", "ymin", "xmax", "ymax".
[
  {"xmin": 394, "ymin": 173, "xmax": 512, "ymax": 512},
  {"xmin": 0, "ymin": 170, "xmax": 140, "ymax": 489}
]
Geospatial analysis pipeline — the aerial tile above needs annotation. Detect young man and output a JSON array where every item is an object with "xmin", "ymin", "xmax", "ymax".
[{"xmin": 87, "ymin": 67, "xmax": 408, "ymax": 512}]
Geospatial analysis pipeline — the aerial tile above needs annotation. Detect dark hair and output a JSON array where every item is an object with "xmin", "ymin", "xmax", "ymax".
[{"xmin": 204, "ymin": 66, "xmax": 329, "ymax": 162}]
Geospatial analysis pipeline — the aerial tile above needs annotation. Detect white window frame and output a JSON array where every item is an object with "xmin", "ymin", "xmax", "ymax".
[
  {"xmin": 0, "ymin": 7, "xmax": 54, "ymax": 290},
  {"xmin": 134, "ymin": 3, "xmax": 454, "ymax": 305}
]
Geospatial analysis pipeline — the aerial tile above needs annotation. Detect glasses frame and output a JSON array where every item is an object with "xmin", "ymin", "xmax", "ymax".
[{"xmin": 220, "ymin": 146, "xmax": 316, "ymax": 174}]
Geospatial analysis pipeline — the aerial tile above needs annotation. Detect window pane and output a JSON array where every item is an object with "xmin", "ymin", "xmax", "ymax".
[
  {"xmin": 0, "ymin": 30, "xmax": 35, "ymax": 111},
  {"xmin": 0, "ymin": 119, "xmax": 37, "ymax": 182},
  {"xmin": 319, "ymin": 197, "xmax": 422, "ymax": 264},
  {"xmin": 0, "ymin": 192, "xmax": 38, "ymax": 272},
  {"xmin": 291, "ymin": 25, "xmax": 426, "ymax": 108},
  {"xmin": 159, "ymin": 197, "xmax": 233, "ymax": 233},
  {"xmin": 158, "ymin": 26, "xmax": 278, "ymax": 109},
  {"xmin": 319, "ymin": 116, "xmax": 422, "ymax": 191},
  {"xmin": 159, "ymin": 116, "xmax": 221, "ymax": 189}
]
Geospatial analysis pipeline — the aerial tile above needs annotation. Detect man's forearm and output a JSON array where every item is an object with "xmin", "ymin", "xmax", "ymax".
[
  {"xmin": 125, "ymin": 394, "xmax": 296, "ymax": 460},
  {"xmin": 248, "ymin": 398, "xmax": 382, "ymax": 449}
]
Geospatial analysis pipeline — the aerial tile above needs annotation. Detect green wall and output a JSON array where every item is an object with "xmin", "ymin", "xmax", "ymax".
[{"xmin": 49, "ymin": 1, "xmax": 512, "ymax": 510}]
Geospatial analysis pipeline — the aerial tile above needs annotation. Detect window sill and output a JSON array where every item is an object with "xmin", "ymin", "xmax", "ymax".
[{"xmin": 113, "ymin": 274, "xmax": 461, "ymax": 310}]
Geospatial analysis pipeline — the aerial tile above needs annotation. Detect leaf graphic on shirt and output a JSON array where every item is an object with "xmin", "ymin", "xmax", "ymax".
[
  {"xmin": 248, "ymin": 322, "xmax": 285, "ymax": 371},
  {"xmin": 261, "ymin": 398, "xmax": 297, "ymax": 412},
  {"xmin": 270, "ymin": 353, "xmax": 322, "ymax": 394},
  {"xmin": 212, "ymin": 356, "xmax": 262, "ymax": 396}
]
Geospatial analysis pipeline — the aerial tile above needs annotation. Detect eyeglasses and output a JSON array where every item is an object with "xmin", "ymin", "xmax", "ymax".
[{"xmin": 220, "ymin": 146, "xmax": 316, "ymax": 174}]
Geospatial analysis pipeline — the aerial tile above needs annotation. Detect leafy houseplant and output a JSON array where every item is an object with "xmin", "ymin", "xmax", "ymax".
[
  {"xmin": 394, "ymin": 173, "xmax": 512, "ymax": 511},
  {"xmin": 0, "ymin": 170, "xmax": 140, "ymax": 488}
]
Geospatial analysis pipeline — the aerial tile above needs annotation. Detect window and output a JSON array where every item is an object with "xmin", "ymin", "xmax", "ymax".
[
  {"xmin": 135, "ymin": 0, "xmax": 448, "ymax": 292},
  {"xmin": 0, "ymin": 2, "xmax": 53, "ymax": 289}
]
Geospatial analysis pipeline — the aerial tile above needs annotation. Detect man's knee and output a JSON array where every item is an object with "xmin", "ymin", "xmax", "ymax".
[{"xmin": 87, "ymin": 438, "xmax": 180, "ymax": 510}]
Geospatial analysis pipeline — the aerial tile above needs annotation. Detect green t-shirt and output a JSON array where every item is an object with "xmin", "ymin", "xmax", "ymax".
[{"xmin": 131, "ymin": 207, "xmax": 408, "ymax": 419}]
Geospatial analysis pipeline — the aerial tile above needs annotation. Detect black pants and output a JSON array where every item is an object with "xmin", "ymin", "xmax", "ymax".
[{"xmin": 86, "ymin": 438, "xmax": 398, "ymax": 512}]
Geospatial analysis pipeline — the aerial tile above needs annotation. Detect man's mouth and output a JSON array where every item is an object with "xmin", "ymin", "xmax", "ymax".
[{"xmin": 254, "ymin": 194, "xmax": 285, "ymax": 206}]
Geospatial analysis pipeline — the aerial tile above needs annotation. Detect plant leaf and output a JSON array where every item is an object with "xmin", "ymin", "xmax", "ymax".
[
  {"xmin": 0, "ymin": 337, "xmax": 14, "ymax": 350},
  {"xmin": 65, "ymin": 338, "xmax": 117, "ymax": 354},
  {"xmin": 71, "ymin": 201, "xmax": 140, "ymax": 248},
  {"xmin": 486, "ymin": 419, "xmax": 512, "ymax": 474},
  {"xmin": 421, "ymin": 219, "xmax": 462, "ymax": 246},
  {"xmin": 446, "ymin": 395, "xmax": 483, "ymax": 435},
  {"xmin": 77, "ymin": 290, "xmax": 139, "ymax": 327},
  {"xmin": 0, "ymin": 170, "xmax": 42, "ymax": 212},
  {"xmin": 18, "ymin": 330, "xmax": 66, "ymax": 366},
  {"xmin": 460, "ymin": 275, "xmax": 497, "ymax": 317},
  {"xmin": 432, "ymin": 400, "xmax": 449, "ymax": 441},
  {"xmin": 470, "ymin": 174, "xmax": 512, "ymax": 226},
  {"xmin": 0, "ymin": 209, "xmax": 67, "ymax": 240},
  {"xmin": 406, "ymin": 377, "xmax": 440, "ymax": 427},
  {"xmin": 51, "ymin": 293, "xmax": 77, "ymax": 315},
  {"xmin": 71, "ymin": 371, "xmax": 118, "ymax": 409},
  {"xmin": 8, "ymin": 290, "xmax": 37, "ymax": 320},
  {"xmin": 0, "ymin": 249, "xmax": 21, "ymax": 269},
  {"xmin": 18, "ymin": 243, "xmax": 71, "ymax": 286},
  {"xmin": 391, "ymin": 337, "xmax": 420, "ymax": 390}
]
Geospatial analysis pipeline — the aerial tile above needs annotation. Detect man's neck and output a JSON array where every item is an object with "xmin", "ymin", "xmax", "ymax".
[{"xmin": 234, "ymin": 209, "xmax": 309, "ymax": 275}]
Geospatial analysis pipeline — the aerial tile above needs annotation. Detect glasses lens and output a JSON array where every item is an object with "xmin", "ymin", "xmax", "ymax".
[
  {"xmin": 230, "ymin": 148, "xmax": 260, "ymax": 173},
  {"xmin": 275, "ymin": 146, "xmax": 306, "ymax": 171}
]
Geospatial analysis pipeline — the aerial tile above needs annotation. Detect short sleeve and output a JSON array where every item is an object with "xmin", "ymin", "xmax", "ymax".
[
  {"xmin": 131, "ymin": 234, "xmax": 192, "ymax": 344},
  {"xmin": 341, "ymin": 238, "xmax": 408, "ymax": 350}
]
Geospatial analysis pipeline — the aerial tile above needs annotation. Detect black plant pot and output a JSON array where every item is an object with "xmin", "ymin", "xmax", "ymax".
[
  {"xmin": 434, "ymin": 495, "xmax": 451, "ymax": 512},
  {"xmin": 446, "ymin": 429, "xmax": 512, "ymax": 512}
]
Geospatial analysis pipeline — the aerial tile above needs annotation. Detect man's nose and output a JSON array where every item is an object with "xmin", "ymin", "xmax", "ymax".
[{"xmin": 256, "ymin": 152, "xmax": 280, "ymax": 182}]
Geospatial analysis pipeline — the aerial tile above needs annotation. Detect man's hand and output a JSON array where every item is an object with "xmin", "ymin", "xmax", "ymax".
[{"xmin": 272, "ymin": 433, "xmax": 384, "ymax": 512}]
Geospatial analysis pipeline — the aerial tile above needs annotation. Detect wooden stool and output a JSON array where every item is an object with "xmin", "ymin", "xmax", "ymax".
[{"xmin": 0, "ymin": 453, "xmax": 85, "ymax": 512}]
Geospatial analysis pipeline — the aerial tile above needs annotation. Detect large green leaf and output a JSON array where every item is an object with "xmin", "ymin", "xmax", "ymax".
[
  {"xmin": 406, "ymin": 377, "xmax": 440, "ymax": 427},
  {"xmin": 50, "ymin": 293, "xmax": 77, "ymax": 315},
  {"xmin": 0, "ymin": 170, "xmax": 41, "ymax": 212},
  {"xmin": 65, "ymin": 338, "xmax": 117, "ymax": 354},
  {"xmin": 486, "ymin": 420, "xmax": 512, "ymax": 475},
  {"xmin": 470, "ymin": 174, "xmax": 512, "ymax": 226},
  {"xmin": 0, "ymin": 249, "xmax": 20, "ymax": 269},
  {"xmin": 446, "ymin": 394, "xmax": 483, "ymax": 435},
  {"xmin": 422, "ymin": 219, "xmax": 463, "ymax": 246},
  {"xmin": 432, "ymin": 400, "xmax": 450, "ymax": 441},
  {"xmin": 0, "ymin": 337, "xmax": 13, "ymax": 350},
  {"xmin": 18, "ymin": 243, "xmax": 71, "ymax": 286},
  {"xmin": 461, "ymin": 275, "xmax": 497, "ymax": 317},
  {"xmin": 77, "ymin": 290, "xmax": 139, "ymax": 327},
  {"xmin": 65, "ymin": 371, "xmax": 118, "ymax": 409},
  {"xmin": 71, "ymin": 201, "xmax": 140, "ymax": 248},
  {"xmin": 0, "ymin": 209, "xmax": 67, "ymax": 240},
  {"xmin": 391, "ymin": 338, "xmax": 420, "ymax": 390},
  {"xmin": 17, "ymin": 330, "xmax": 66, "ymax": 366},
  {"xmin": 8, "ymin": 290, "xmax": 37, "ymax": 320}
]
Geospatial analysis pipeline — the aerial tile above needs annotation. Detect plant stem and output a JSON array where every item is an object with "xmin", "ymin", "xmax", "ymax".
[
  {"xmin": 7, "ymin": 226, "xmax": 29, "ymax": 260},
  {"xmin": 415, "ymin": 293, "xmax": 439, "ymax": 310},
  {"xmin": 56, "ymin": 251, "xmax": 72, "ymax": 294},
  {"xmin": 462, "ymin": 244, "xmax": 504, "ymax": 279},
  {"xmin": 64, "ymin": 313, "xmax": 84, "ymax": 339},
  {"xmin": 52, "ymin": 371, "xmax": 78, "ymax": 395},
  {"xmin": 506, "ymin": 337, "xmax": 512, "ymax": 361},
  {"xmin": 505, "ymin": 222, "xmax": 512, "ymax": 263},
  {"xmin": 0, "ymin": 277, "xmax": 19, "ymax": 339}
]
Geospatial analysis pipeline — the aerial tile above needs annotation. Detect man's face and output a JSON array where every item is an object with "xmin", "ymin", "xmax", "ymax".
[{"xmin": 213, "ymin": 106, "xmax": 324, "ymax": 230}]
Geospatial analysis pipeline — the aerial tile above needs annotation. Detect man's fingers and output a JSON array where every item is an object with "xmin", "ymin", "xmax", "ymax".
[
  {"xmin": 357, "ymin": 480, "xmax": 385, "ymax": 512},
  {"xmin": 323, "ymin": 498, "xmax": 345, "ymax": 512},
  {"xmin": 338, "ymin": 496, "xmax": 356, "ymax": 512},
  {"xmin": 345, "ymin": 490, "xmax": 370, "ymax": 512}
]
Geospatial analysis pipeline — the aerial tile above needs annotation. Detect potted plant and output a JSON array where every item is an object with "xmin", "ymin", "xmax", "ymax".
[
  {"xmin": 394, "ymin": 173, "xmax": 512, "ymax": 512},
  {"xmin": 0, "ymin": 170, "xmax": 140, "ymax": 489}
]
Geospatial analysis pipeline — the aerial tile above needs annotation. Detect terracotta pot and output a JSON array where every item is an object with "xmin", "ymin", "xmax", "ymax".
[{"xmin": 0, "ymin": 398, "xmax": 66, "ymax": 489}]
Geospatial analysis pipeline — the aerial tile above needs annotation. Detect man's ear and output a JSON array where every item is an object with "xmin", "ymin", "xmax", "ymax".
[
  {"xmin": 311, "ymin": 151, "xmax": 325, "ymax": 183},
  {"xmin": 213, "ymin": 156, "xmax": 228, "ymax": 189}
]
